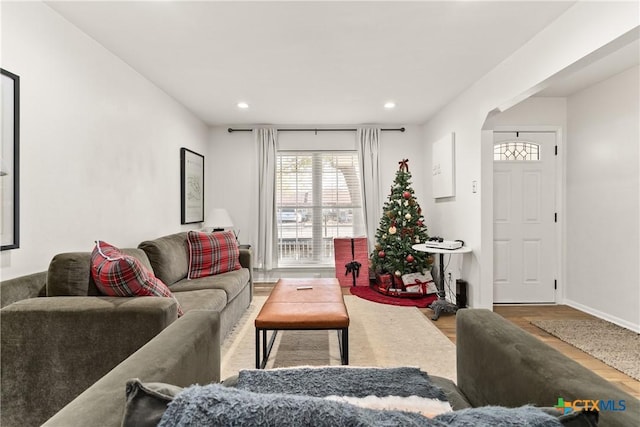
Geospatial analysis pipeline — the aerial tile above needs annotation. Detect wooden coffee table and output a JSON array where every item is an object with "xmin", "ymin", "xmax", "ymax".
[{"xmin": 254, "ymin": 278, "xmax": 350, "ymax": 369}]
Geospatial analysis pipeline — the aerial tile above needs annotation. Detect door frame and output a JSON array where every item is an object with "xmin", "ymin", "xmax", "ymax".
[{"xmin": 490, "ymin": 125, "xmax": 564, "ymax": 305}]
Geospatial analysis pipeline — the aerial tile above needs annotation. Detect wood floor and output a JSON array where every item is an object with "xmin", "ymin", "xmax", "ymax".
[{"xmin": 255, "ymin": 284, "xmax": 639, "ymax": 399}]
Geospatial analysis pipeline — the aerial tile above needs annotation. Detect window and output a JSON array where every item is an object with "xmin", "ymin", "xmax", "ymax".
[
  {"xmin": 276, "ymin": 151, "xmax": 364, "ymax": 266},
  {"xmin": 494, "ymin": 141, "xmax": 540, "ymax": 161}
]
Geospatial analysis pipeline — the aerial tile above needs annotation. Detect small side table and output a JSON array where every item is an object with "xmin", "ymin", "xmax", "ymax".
[{"xmin": 412, "ymin": 244, "xmax": 472, "ymax": 321}]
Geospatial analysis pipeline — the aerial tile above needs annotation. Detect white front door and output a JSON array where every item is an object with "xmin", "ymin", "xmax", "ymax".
[{"xmin": 493, "ymin": 131, "xmax": 556, "ymax": 303}]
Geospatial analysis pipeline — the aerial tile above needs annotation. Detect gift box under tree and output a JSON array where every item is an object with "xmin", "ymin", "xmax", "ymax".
[
  {"xmin": 334, "ymin": 237, "xmax": 369, "ymax": 287},
  {"xmin": 401, "ymin": 271, "xmax": 438, "ymax": 295}
]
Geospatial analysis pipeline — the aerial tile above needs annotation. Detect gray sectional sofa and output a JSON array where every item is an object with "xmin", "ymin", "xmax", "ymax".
[
  {"xmin": 138, "ymin": 232, "xmax": 252, "ymax": 339},
  {"xmin": 0, "ymin": 231, "xmax": 252, "ymax": 427},
  {"xmin": 44, "ymin": 308, "xmax": 639, "ymax": 427}
]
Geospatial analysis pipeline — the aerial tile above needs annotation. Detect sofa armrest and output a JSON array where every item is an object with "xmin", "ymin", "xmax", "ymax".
[
  {"xmin": 239, "ymin": 247, "xmax": 254, "ymax": 301},
  {"xmin": 1, "ymin": 296, "xmax": 178, "ymax": 427},
  {"xmin": 456, "ymin": 309, "xmax": 639, "ymax": 427},
  {"xmin": 0, "ymin": 271, "xmax": 47, "ymax": 308},
  {"xmin": 44, "ymin": 310, "xmax": 220, "ymax": 427}
]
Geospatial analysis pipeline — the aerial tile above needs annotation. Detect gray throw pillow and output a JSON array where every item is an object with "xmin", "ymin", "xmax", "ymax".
[{"xmin": 122, "ymin": 379, "xmax": 183, "ymax": 427}]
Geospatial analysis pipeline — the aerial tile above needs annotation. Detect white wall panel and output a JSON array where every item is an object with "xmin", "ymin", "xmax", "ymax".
[
  {"xmin": 522, "ymin": 171, "xmax": 541, "ymax": 222},
  {"xmin": 493, "ymin": 172, "xmax": 511, "ymax": 222},
  {"xmin": 493, "ymin": 240, "xmax": 510, "ymax": 283},
  {"xmin": 522, "ymin": 239, "xmax": 541, "ymax": 283}
]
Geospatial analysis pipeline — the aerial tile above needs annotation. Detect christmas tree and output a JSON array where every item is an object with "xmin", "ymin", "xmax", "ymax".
[{"xmin": 370, "ymin": 159, "xmax": 431, "ymax": 285}]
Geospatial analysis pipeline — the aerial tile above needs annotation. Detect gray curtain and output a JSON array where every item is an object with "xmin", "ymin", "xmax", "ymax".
[
  {"xmin": 356, "ymin": 127, "xmax": 381, "ymax": 253},
  {"xmin": 255, "ymin": 128, "xmax": 278, "ymax": 270}
]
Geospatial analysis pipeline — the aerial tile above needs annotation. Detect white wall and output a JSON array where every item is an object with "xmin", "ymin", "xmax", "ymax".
[
  {"xmin": 207, "ymin": 127, "xmax": 256, "ymax": 247},
  {"xmin": 207, "ymin": 125, "xmax": 426, "ymax": 272},
  {"xmin": 421, "ymin": 1, "xmax": 638, "ymax": 309},
  {"xmin": 0, "ymin": 2, "xmax": 209, "ymax": 280},
  {"xmin": 565, "ymin": 66, "xmax": 639, "ymax": 330}
]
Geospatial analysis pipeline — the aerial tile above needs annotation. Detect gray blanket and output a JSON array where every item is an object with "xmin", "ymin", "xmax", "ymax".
[
  {"xmin": 158, "ymin": 385, "xmax": 562, "ymax": 427},
  {"xmin": 236, "ymin": 366, "xmax": 447, "ymax": 400},
  {"xmin": 159, "ymin": 367, "xmax": 562, "ymax": 426}
]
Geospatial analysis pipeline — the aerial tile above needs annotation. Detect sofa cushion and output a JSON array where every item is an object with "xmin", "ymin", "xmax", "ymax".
[
  {"xmin": 91, "ymin": 241, "xmax": 183, "ymax": 316},
  {"xmin": 170, "ymin": 268, "xmax": 250, "ymax": 303},
  {"xmin": 47, "ymin": 249, "xmax": 153, "ymax": 297},
  {"xmin": 139, "ymin": 232, "xmax": 190, "ymax": 286},
  {"xmin": 187, "ymin": 231, "xmax": 241, "ymax": 279},
  {"xmin": 122, "ymin": 379, "xmax": 183, "ymax": 427},
  {"xmin": 172, "ymin": 289, "xmax": 227, "ymax": 312},
  {"xmin": 47, "ymin": 252, "xmax": 100, "ymax": 296}
]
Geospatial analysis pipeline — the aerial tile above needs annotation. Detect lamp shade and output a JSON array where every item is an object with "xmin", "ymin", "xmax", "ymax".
[{"xmin": 206, "ymin": 208, "xmax": 234, "ymax": 231}]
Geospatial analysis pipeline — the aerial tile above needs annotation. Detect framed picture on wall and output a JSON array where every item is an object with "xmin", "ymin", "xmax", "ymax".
[
  {"xmin": 180, "ymin": 147, "xmax": 204, "ymax": 224},
  {"xmin": 432, "ymin": 132, "xmax": 455, "ymax": 199},
  {"xmin": 1, "ymin": 68, "xmax": 20, "ymax": 250}
]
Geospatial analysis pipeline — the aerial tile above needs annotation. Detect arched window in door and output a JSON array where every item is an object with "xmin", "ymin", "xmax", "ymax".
[{"xmin": 494, "ymin": 141, "xmax": 540, "ymax": 161}]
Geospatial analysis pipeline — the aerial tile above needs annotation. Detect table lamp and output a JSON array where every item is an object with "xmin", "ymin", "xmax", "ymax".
[{"xmin": 206, "ymin": 208, "xmax": 234, "ymax": 232}]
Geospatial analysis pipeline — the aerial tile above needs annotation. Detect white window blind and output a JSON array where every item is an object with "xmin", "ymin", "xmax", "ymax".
[{"xmin": 276, "ymin": 151, "xmax": 365, "ymax": 266}]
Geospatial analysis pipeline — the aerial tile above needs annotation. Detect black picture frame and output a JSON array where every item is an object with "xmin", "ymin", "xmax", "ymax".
[
  {"xmin": 180, "ymin": 147, "xmax": 204, "ymax": 224},
  {"xmin": 1, "ymin": 68, "xmax": 20, "ymax": 251}
]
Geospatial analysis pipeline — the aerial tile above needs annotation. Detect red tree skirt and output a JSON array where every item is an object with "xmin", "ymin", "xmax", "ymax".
[{"xmin": 349, "ymin": 286, "xmax": 438, "ymax": 308}]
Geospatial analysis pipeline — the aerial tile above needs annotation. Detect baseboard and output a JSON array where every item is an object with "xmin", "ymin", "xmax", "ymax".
[{"xmin": 563, "ymin": 298, "xmax": 640, "ymax": 333}]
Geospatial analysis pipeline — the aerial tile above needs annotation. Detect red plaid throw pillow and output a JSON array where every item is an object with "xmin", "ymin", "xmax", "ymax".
[
  {"xmin": 187, "ymin": 230, "xmax": 241, "ymax": 279},
  {"xmin": 91, "ymin": 241, "xmax": 184, "ymax": 316}
]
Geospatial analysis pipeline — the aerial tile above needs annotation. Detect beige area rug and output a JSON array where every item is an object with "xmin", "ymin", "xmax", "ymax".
[
  {"xmin": 531, "ymin": 318, "xmax": 640, "ymax": 381},
  {"xmin": 221, "ymin": 296, "xmax": 456, "ymax": 381}
]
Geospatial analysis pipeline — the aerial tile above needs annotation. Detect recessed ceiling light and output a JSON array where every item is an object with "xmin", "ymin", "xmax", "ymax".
[
  {"xmin": 237, "ymin": 102, "xmax": 249, "ymax": 109},
  {"xmin": 384, "ymin": 101, "xmax": 396, "ymax": 109}
]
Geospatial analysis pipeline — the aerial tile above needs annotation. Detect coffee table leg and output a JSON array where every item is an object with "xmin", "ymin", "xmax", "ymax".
[
  {"xmin": 255, "ymin": 328, "xmax": 260, "ymax": 369},
  {"xmin": 345, "ymin": 328, "xmax": 349, "ymax": 364},
  {"xmin": 256, "ymin": 329, "xmax": 279, "ymax": 369},
  {"xmin": 262, "ymin": 329, "xmax": 268, "ymax": 369},
  {"xmin": 338, "ymin": 328, "xmax": 349, "ymax": 365}
]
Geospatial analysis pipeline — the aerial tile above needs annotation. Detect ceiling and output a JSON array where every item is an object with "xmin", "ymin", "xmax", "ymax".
[{"xmin": 46, "ymin": 1, "xmax": 580, "ymax": 126}]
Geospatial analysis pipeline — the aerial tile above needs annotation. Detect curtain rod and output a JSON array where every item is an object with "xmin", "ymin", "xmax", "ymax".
[
  {"xmin": 227, "ymin": 127, "xmax": 405, "ymax": 133},
  {"xmin": 493, "ymin": 130, "xmax": 557, "ymax": 134}
]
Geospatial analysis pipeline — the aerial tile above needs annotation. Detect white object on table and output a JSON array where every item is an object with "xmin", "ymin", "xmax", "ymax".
[{"xmin": 412, "ymin": 244, "xmax": 472, "ymax": 320}]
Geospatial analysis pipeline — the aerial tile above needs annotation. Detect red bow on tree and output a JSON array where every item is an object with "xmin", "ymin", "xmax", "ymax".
[{"xmin": 398, "ymin": 159, "xmax": 409, "ymax": 172}]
